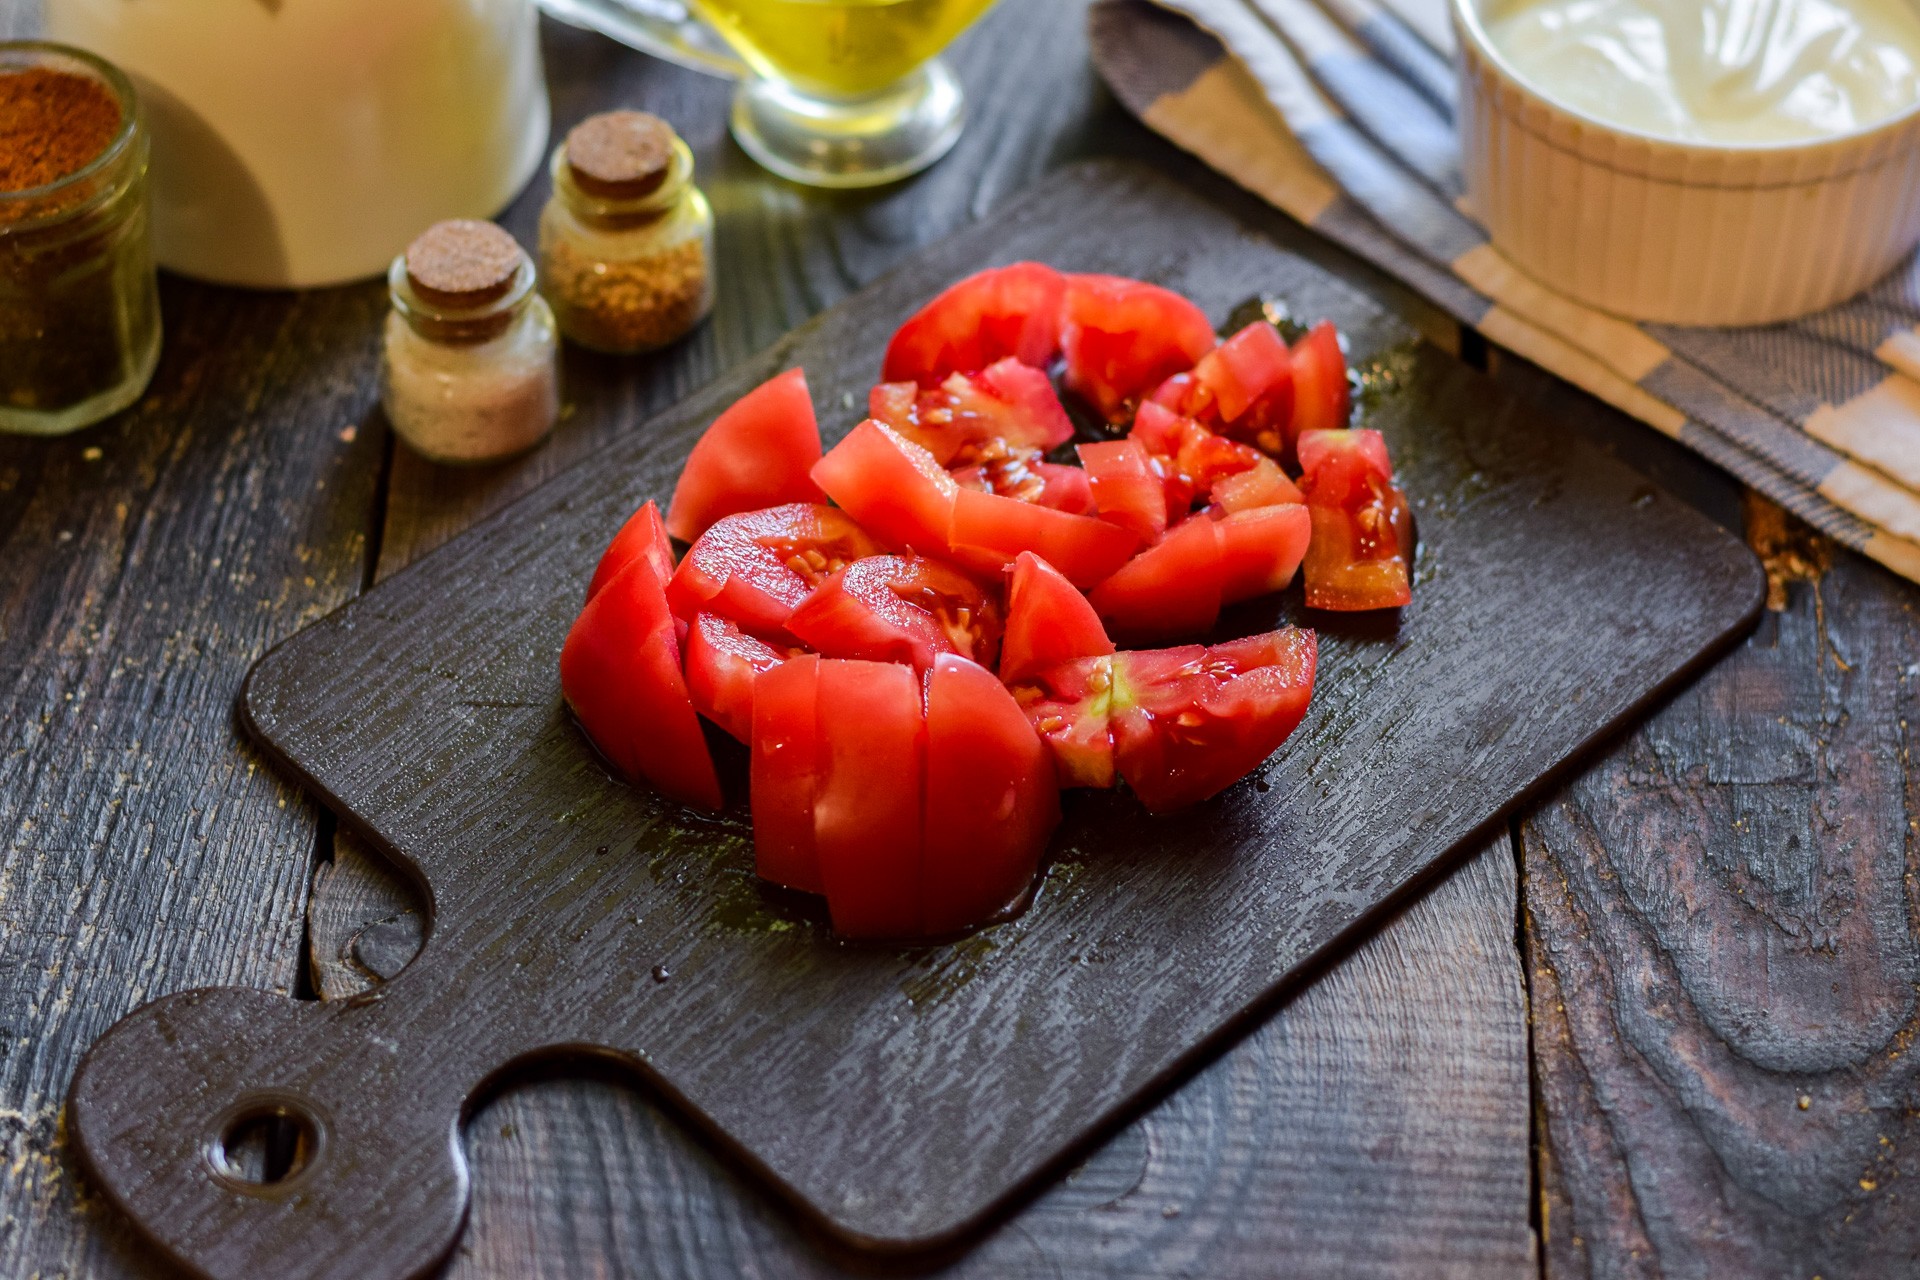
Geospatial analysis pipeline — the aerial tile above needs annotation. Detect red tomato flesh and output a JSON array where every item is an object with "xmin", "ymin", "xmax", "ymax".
[
  {"xmin": 882, "ymin": 262, "xmax": 1068, "ymax": 386},
  {"xmin": 1033, "ymin": 461, "xmax": 1095, "ymax": 515},
  {"xmin": 1061, "ymin": 274, "xmax": 1217, "ymax": 422},
  {"xmin": 1088, "ymin": 513, "xmax": 1223, "ymax": 642},
  {"xmin": 811, "ymin": 419, "xmax": 959, "ymax": 558},
  {"xmin": 560, "ymin": 557, "xmax": 724, "ymax": 812},
  {"xmin": 998, "ymin": 550, "xmax": 1114, "ymax": 686},
  {"xmin": 787, "ymin": 553, "xmax": 1001, "ymax": 671},
  {"xmin": 1213, "ymin": 502, "xmax": 1311, "ymax": 601},
  {"xmin": 1078, "ymin": 438, "xmax": 1168, "ymax": 543},
  {"xmin": 684, "ymin": 612, "xmax": 797, "ymax": 743},
  {"xmin": 946, "ymin": 486, "xmax": 1140, "ymax": 588},
  {"xmin": 665, "ymin": 368, "xmax": 826, "ymax": 543},
  {"xmin": 813, "ymin": 659, "xmax": 926, "ymax": 939},
  {"xmin": 1298, "ymin": 428, "xmax": 1413, "ymax": 611},
  {"xmin": 1212, "ymin": 456, "xmax": 1304, "ymax": 512},
  {"xmin": 1289, "ymin": 321, "xmax": 1352, "ymax": 443},
  {"xmin": 922, "ymin": 654, "xmax": 1060, "ymax": 935},
  {"xmin": 668, "ymin": 503, "xmax": 883, "ymax": 638},
  {"xmin": 1009, "ymin": 654, "xmax": 1119, "ymax": 789},
  {"xmin": 868, "ymin": 358, "xmax": 1073, "ymax": 466},
  {"xmin": 1194, "ymin": 321, "xmax": 1294, "ymax": 424},
  {"xmin": 750, "ymin": 653, "xmax": 822, "ymax": 894},
  {"xmin": 587, "ymin": 499, "xmax": 675, "ymax": 603}
]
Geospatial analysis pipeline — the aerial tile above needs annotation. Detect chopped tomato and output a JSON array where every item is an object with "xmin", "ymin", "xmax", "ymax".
[
  {"xmin": 1289, "ymin": 322, "xmax": 1352, "ymax": 443},
  {"xmin": 588, "ymin": 499, "xmax": 675, "ymax": 603},
  {"xmin": 1298, "ymin": 428, "xmax": 1413, "ymax": 611},
  {"xmin": 561, "ymin": 557, "xmax": 723, "ymax": 812},
  {"xmin": 1088, "ymin": 513, "xmax": 1223, "ymax": 641},
  {"xmin": 1212, "ymin": 503, "xmax": 1311, "ymax": 600},
  {"xmin": 950, "ymin": 449, "xmax": 1056, "ymax": 506},
  {"xmin": 1134, "ymin": 400, "xmax": 1289, "ymax": 520},
  {"xmin": 1060, "ymin": 274, "xmax": 1217, "ymax": 422},
  {"xmin": 812, "ymin": 420, "xmax": 959, "ymax": 558},
  {"xmin": 946, "ymin": 487, "xmax": 1140, "ymax": 588},
  {"xmin": 813, "ymin": 659, "xmax": 926, "ymax": 939},
  {"xmin": 868, "ymin": 358, "xmax": 1073, "ymax": 466},
  {"xmin": 1078, "ymin": 438, "xmax": 1167, "ymax": 543},
  {"xmin": 882, "ymin": 262, "xmax": 1068, "ymax": 386},
  {"xmin": 788, "ymin": 553, "xmax": 1001, "ymax": 671},
  {"xmin": 1034, "ymin": 462, "xmax": 1094, "ymax": 515},
  {"xmin": 922, "ymin": 654, "xmax": 1060, "ymax": 934},
  {"xmin": 999, "ymin": 551, "xmax": 1114, "ymax": 685},
  {"xmin": 668, "ymin": 503, "xmax": 883, "ymax": 638},
  {"xmin": 1108, "ymin": 628, "xmax": 1318, "ymax": 811},
  {"xmin": 1008, "ymin": 654, "xmax": 1118, "ymax": 789},
  {"xmin": 1195, "ymin": 321, "xmax": 1294, "ymax": 424},
  {"xmin": 684, "ymin": 612, "xmax": 797, "ymax": 743},
  {"xmin": 1212, "ymin": 456, "xmax": 1304, "ymax": 512},
  {"xmin": 750, "ymin": 653, "xmax": 822, "ymax": 894},
  {"xmin": 665, "ymin": 369, "xmax": 825, "ymax": 543}
]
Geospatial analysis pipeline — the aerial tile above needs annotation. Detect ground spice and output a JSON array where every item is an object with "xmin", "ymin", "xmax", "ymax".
[
  {"xmin": 542, "ymin": 234, "xmax": 710, "ymax": 353},
  {"xmin": 0, "ymin": 66, "xmax": 122, "ymax": 195}
]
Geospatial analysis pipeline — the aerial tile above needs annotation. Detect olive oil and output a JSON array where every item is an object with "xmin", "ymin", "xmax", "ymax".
[{"xmin": 693, "ymin": 0, "xmax": 995, "ymax": 97}]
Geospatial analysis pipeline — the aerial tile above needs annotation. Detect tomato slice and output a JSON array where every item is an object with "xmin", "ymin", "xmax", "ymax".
[
  {"xmin": 787, "ymin": 553, "xmax": 1001, "ymax": 671},
  {"xmin": 813, "ymin": 659, "xmax": 926, "ymax": 939},
  {"xmin": 668, "ymin": 503, "xmax": 883, "ymax": 638},
  {"xmin": 922, "ymin": 653, "xmax": 1060, "ymax": 934},
  {"xmin": 1087, "ymin": 513, "xmax": 1223, "ymax": 641},
  {"xmin": 1009, "ymin": 654, "xmax": 1118, "ymax": 789},
  {"xmin": 1109, "ymin": 628, "xmax": 1318, "ymax": 812},
  {"xmin": 946, "ymin": 487, "xmax": 1140, "ymax": 588},
  {"xmin": 999, "ymin": 550, "xmax": 1114, "ymax": 685},
  {"xmin": 684, "ymin": 612, "xmax": 798, "ymax": 743},
  {"xmin": 1213, "ymin": 503, "xmax": 1311, "ymax": 602},
  {"xmin": 665, "ymin": 368, "xmax": 826, "ymax": 543},
  {"xmin": 882, "ymin": 262, "xmax": 1068, "ymax": 386},
  {"xmin": 750, "ymin": 653, "xmax": 822, "ymax": 894},
  {"xmin": 560, "ymin": 557, "xmax": 723, "ymax": 812},
  {"xmin": 1212, "ymin": 456, "xmax": 1304, "ymax": 512},
  {"xmin": 1078, "ymin": 438, "xmax": 1167, "ymax": 543},
  {"xmin": 869, "ymin": 358, "xmax": 1073, "ymax": 466},
  {"xmin": 587, "ymin": 499, "xmax": 675, "ymax": 603},
  {"xmin": 1289, "ymin": 322, "xmax": 1352, "ymax": 443},
  {"xmin": 812, "ymin": 419, "xmax": 960, "ymax": 558},
  {"xmin": 1299, "ymin": 428, "xmax": 1413, "ymax": 611},
  {"xmin": 1060, "ymin": 274, "xmax": 1217, "ymax": 422}
]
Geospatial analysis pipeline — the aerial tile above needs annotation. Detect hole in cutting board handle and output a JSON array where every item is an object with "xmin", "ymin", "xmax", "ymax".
[{"xmin": 210, "ymin": 1095, "xmax": 326, "ymax": 1194}]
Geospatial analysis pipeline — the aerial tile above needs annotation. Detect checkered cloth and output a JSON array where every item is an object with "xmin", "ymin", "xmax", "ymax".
[{"xmin": 1089, "ymin": 0, "xmax": 1920, "ymax": 585}]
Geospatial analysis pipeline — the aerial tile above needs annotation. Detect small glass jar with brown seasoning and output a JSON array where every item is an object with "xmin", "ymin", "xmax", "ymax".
[
  {"xmin": 538, "ymin": 111, "xmax": 714, "ymax": 355},
  {"xmin": 381, "ymin": 219, "xmax": 560, "ymax": 466}
]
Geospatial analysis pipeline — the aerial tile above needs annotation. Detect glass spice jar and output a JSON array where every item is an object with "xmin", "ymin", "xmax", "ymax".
[
  {"xmin": 0, "ymin": 41, "xmax": 161, "ymax": 436},
  {"xmin": 538, "ymin": 111, "xmax": 715, "ymax": 354},
  {"xmin": 381, "ymin": 220, "xmax": 560, "ymax": 466}
]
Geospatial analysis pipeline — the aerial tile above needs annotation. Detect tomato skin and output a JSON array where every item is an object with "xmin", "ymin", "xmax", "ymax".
[
  {"xmin": 1110, "ymin": 628, "xmax": 1318, "ymax": 812},
  {"xmin": 1213, "ymin": 503, "xmax": 1311, "ymax": 601},
  {"xmin": 1009, "ymin": 654, "xmax": 1118, "ymax": 789},
  {"xmin": 684, "ymin": 612, "xmax": 796, "ymax": 743},
  {"xmin": 787, "ymin": 553, "xmax": 1001, "ymax": 671},
  {"xmin": 588, "ymin": 500, "xmax": 676, "ymax": 603},
  {"xmin": 813, "ymin": 659, "xmax": 926, "ymax": 939},
  {"xmin": 1298, "ymin": 428, "xmax": 1413, "ymax": 611},
  {"xmin": 1078, "ymin": 438, "xmax": 1168, "ymax": 543},
  {"xmin": 922, "ymin": 654, "xmax": 1060, "ymax": 934},
  {"xmin": 1061, "ymin": 274, "xmax": 1217, "ymax": 422},
  {"xmin": 750, "ymin": 653, "xmax": 822, "ymax": 894},
  {"xmin": 561, "ymin": 557, "xmax": 724, "ymax": 812},
  {"xmin": 1289, "ymin": 322, "xmax": 1352, "ymax": 442},
  {"xmin": 882, "ymin": 262, "xmax": 1068, "ymax": 386},
  {"xmin": 999, "ymin": 551, "xmax": 1114, "ymax": 686},
  {"xmin": 1088, "ymin": 514, "xmax": 1223, "ymax": 641},
  {"xmin": 668, "ymin": 503, "xmax": 883, "ymax": 638},
  {"xmin": 665, "ymin": 369, "xmax": 826, "ymax": 543},
  {"xmin": 811, "ymin": 420, "xmax": 959, "ymax": 559},
  {"xmin": 946, "ymin": 487, "xmax": 1141, "ymax": 589}
]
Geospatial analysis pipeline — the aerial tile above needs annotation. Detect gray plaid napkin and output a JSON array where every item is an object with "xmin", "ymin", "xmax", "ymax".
[{"xmin": 1089, "ymin": 0, "xmax": 1920, "ymax": 586}]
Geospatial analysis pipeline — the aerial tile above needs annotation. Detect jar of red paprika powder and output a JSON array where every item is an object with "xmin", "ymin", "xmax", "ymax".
[{"xmin": 0, "ymin": 42, "xmax": 160, "ymax": 435}]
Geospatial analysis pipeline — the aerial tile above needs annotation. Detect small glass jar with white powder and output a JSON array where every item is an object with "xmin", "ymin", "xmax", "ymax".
[{"xmin": 381, "ymin": 219, "xmax": 559, "ymax": 465}]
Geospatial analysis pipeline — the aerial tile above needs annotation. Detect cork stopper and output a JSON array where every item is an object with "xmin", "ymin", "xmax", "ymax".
[
  {"xmin": 565, "ymin": 111, "xmax": 676, "ymax": 200},
  {"xmin": 403, "ymin": 220, "xmax": 524, "ymax": 308}
]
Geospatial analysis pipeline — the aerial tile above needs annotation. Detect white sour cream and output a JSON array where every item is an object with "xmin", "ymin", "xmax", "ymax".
[{"xmin": 1482, "ymin": 0, "xmax": 1920, "ymax": 143}]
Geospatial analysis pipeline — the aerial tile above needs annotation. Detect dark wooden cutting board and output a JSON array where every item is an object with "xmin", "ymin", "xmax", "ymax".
[{"xmin": 69, "ymin": 162, "xmax": 1764, "ymax": 1280}]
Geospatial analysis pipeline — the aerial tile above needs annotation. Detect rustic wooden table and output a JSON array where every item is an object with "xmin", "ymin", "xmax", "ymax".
[{"xmin": 4, "ymin": 4, "xmax": 1915, "ymax": 1278}]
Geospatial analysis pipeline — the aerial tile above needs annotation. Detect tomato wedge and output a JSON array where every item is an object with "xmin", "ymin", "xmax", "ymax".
[
  {"xmin": 1008, "ymin": 654, "xmax": 1118, "ymax": 789},
  {"xmin": 1213, "ymin": 503, "xmax": 1311, "ymax": 601},
  {"xmin": 813, "ymin": 659, "xmax": 926, "ymax": 939},
  {"xmin": 668, "ymin": 503, "xmax": 883, "ymax": 638},
  {"xmin": 812, "ymin": 420, "xmax": 959, "ymax": 558},
  {"xmin": 1060, "ymin": 274, "xmax": 1216, "ymax": 422},
  {"xmin": 560, "ymin": 556, "xmax": 723, "ymax": 812},
  {"xmin": 947, "ymin": 487, "xmax": 1140, "ymax": 588},
  {"xmin": 1290, "ymin": 321, "xmax": 1352, "ymax": 442},
  {"xmin": 999, "ymin": 550, "xmax": 1114, "ymax": 685},
  {"xmin": 684, "ymin": 612, "xmax": 797, "ymax": 743},
  {"xmin": 1088, "ymin": 514, "xmax": 1223, "ymax": 641},
  {"xmin": 665, "ymin": 368, "xmax": 826, "ymax": 543},
  {"xmin": 751, "ymin": 653, "xmax": 821, "ymax": 894},
  {"xmin": 587, "ymin": 499, "xmax": 675, "ymax": 603},
  {"xmin": 1195, "ymin": 321, "xmax": 1294, "ymax": 424},
  {"xmin": 1034, "ymin": 462, "xmax": 1094, "ymax": 515},
  {"xmin": 922, "ymin": 654, "xmax": 1060, "ymax": 935},
  {"xmin": 868, "ymin": 358, "xmax": 1073, "ymax": 466},
  {"xmin": 1078, "ymin": 438, "xmax": 1167, "ymax": 543},
  {"xmin": 1298, "ymin": 428, "xmax": 1413, "ymax": 611},
  {"xmin": 882, "ymin": 262, "xmax": 1068, "ymax": 386},
  {"xmin": 788, "ymin": 553, "xmax": 1001, "ymax": 671},
  {"xmin": 1212, "ymin": 456, "xmax": 1304, "ymax": 512}
]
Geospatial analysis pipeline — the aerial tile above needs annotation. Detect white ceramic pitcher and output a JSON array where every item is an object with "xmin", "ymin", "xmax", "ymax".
[{"xmin": 47, "ymin": 0, "xmax": 550, "ymax": 289}]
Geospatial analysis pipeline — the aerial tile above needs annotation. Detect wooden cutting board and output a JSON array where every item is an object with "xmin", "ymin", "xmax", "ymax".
[{"xmin": 69, "ymin": 162, "xmax": 1764, "ymax": 1280}]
